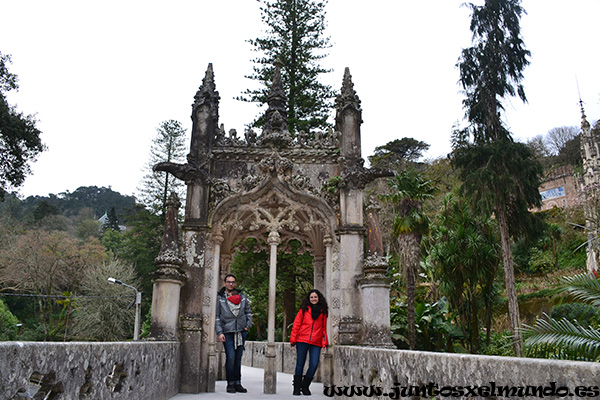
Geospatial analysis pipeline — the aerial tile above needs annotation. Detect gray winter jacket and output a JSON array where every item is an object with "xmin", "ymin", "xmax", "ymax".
[{"xmin": 215, "ymin": 287, "xmax": 252, "ymax": 335}]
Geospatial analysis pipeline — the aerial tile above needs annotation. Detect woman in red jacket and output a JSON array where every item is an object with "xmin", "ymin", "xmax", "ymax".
[{"xmin": 290, "ymin": 289, "xmax": 328, "ymax": 396}]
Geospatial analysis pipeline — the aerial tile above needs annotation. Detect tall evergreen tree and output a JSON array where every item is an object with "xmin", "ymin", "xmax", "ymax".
[
  {"xmin": 238, "ymin": 0, "xmax": 335, "ymax": 133},
  {"xmin": 451, "ymin": 0, "xmax": 542, "ymax": 356},
  {"xmin": 138, "ymin": 120, "xmax": 187, "ymax": 216}
]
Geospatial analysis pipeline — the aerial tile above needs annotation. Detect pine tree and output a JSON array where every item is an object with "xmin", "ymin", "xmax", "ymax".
[
  {"xmin": 138, "ymin": 120, "xmax": 187, "ymax": 216},
  {"xmin": 238, "ymin": 0, "xmax": 335, "ymax": 134},
  {"xmin": 452, "ymin": 0, "xmax": 542, "ymax": 356}
]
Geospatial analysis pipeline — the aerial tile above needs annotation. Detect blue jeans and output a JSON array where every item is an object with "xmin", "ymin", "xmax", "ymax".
[
  {"xmin": 294, "ymin": 342, "xmax": 321, "ymax": 379},
  {"xmin": 222, "ymin": 331, "xmax": 248, "ymax": 384}
]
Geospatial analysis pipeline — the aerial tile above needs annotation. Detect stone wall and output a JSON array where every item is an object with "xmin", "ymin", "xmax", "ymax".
[
  {"xmin": 0, "ymin": 341, "xmax": 180, "ymax": 400},
  {"xmin": 333, "ymin": 346, "xmax": 600, "ymax": 399}
]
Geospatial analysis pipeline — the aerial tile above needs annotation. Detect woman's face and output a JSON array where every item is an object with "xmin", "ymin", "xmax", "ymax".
[{"xmin": 309, "ymin": 292, "xmax": 319, "ymax": 305}]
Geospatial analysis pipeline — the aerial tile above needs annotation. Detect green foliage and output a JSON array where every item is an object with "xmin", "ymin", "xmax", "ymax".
[
  {"xmin": 239, "ymin": 0, "xmax": 335, "ymax": 133},
  {"xmin": 522, "ymin": 273, "xmax": 600, "ymax": 361},
  {"xmin": 480, "ymin": 330, "xmax": 516, "ymax": 357},
  {"xmin": 230, "ymin": 238, "xmax": 313, "ymax": 341},
  {"xmin": 15, "ymin": 186, "xmax": 135, "ymax": 223},
  {"xmin": 368, "ymin": 138, "xmax": 430, "ymax": 172},
  {"xmin": 0, "ymin": 52, "xmax": 45, "ymax": 200},
  {"xmin": 119, "ymin": 205, "xmax": 163, "ymax": 301},
  {"xmin": 0, "ymin": 297, "xmax": 20, "ymax": 340},
  {"xmin": 33, "ymin": 200, "xmax": 60, "ymax": 222},
  {"xmin": 551, "ymin": 303, "xmax": 599, "ymax": 329},
  {"xmin": 391, "ymin": 298, "xmax": 463, "ymax": 352},
  {"xmin": 428, "ymin": 193, "xmax": 501, "ymax": 353},
  {"xmin": 138, "ymin": 120, "xmax": 187, "ymax": 216},
  {"xmin": 380, "ymin": 169, "xmax": 437, "ymax": 237},
  {"xmin": 380, "ymin": 168, "xmax": 436, "ymax": 350},
  {"xmin": 72, "ymin": 258, "xmax": 141, "ymax": 341}
]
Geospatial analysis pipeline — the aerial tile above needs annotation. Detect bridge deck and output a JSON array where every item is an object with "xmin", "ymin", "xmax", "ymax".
[{"xmin": 170, "ymin": 366, "xmax": 327, "ymax": 399}]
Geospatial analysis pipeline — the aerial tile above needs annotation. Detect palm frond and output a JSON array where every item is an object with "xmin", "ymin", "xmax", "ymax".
[
  {"xmin": 522, "ymin": 314, "xmax": 600, "ymax": 362},
  {"xmin": 562, "ymin": 273, "xmax": 600, "ymax": 307}
]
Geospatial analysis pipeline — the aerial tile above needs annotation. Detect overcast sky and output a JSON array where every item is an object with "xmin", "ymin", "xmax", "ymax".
[{"xmin": 2, "ymin": 0, "xmax": 599, "ymax": 199}]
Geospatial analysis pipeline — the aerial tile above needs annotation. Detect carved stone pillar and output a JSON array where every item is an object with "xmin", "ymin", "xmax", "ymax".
[
  {"xmin": 264, "ymin": 230, "xmax": 280, "ymax": 394},
  {"xmin": 150, "ymin": 193, "xmax": 186, "ymax": 340}
]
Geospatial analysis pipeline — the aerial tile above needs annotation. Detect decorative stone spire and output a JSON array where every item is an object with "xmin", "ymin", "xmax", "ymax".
[
  {"xmin": 258, "ymin": 59, "xmax": 293, "ymax": 147},
  {"xmin": 335, "ymin": 67, "xmax": 361, "ymax": 114},
  {"xmin": 335, "ymin": 67, "xmax": 362, "ymax": 159},
  {"xmin": 192, "ymin": 63, "xmax": 220, "ymax": 112},
  {"xmin": 190, "ymin": 63, "xmax": 220, "ymax": 160}
]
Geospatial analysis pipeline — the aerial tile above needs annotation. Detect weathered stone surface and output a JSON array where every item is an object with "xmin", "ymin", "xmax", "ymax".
[
  {"xmin": 333, "ymin": 346, "xmax": 600, "ymax": 399},
  {"xmin": 0, "ymin": 341, "xmax": 179, "ymax": 400}
]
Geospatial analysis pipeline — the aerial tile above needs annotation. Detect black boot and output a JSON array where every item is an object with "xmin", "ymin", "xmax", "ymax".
[
  {"xmin": 301, "ymin": 376, "xmax": 313, "ymax": 396},
  {"xmin": 293, "ymin": 374, "xmax": 302, "ymax": 395}
]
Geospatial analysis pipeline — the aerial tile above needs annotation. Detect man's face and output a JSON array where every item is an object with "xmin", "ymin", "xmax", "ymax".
[{"xmin": 225, "ymin": 277, "xmax": 236, "ymax": 290}]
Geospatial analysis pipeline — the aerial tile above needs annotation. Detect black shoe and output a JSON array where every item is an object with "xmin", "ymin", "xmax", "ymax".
[
  {"xmin": 301, "ymin": 376, "xmax": 313, "ymax": 396},
  {"xmin": 226, "ymin": 384, "xmax": 236, "ymax": 393},
  {"xmin": 234, "ymin": 384, "xmax": 247, "ymax": 393},
  {"xmin": 293, "ymin": 374, "xmax": 302, "ymax": 395}
]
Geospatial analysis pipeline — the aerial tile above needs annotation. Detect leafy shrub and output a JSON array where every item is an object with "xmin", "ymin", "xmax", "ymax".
[
  {"xmin": 551, "ymin": 303, "xmax": 598, "ymax": 328},
  {"xmin": 0, "ymin": 298, "xmax": 20, "ymax": 340}
]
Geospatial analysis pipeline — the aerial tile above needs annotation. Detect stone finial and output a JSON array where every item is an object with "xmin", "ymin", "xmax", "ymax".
[
  {"xmin": 192, "ymin": 63, "xmax": 220, "ymax": 111},
  {"xmin": 258, "ymin": 59, "xmax": 293, "ymax": 147},
  {"xmin": 335, "ymin": 67, "xmax": 361, "ymax": 113},
  {"xmin": 580, "ymin": 98, "xmax": 591, "ymax": 131}
]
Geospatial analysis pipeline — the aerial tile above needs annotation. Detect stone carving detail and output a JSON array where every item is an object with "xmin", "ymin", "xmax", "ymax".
[
  {"xmin": 154, "ymin": 193, "xmax": 186, "ymax": 283},
  {"xmin": 331, "ymin": 297, "xmax": 340, "ymax": 309},
  {"xmin": 210, "ymin": 178, "xmax": 236, "ymax": 207},
  {"xmin": 242, "ymin": 174, "xmax": 263, "ymax": 191},
  {"xmin": 339, "ymin": 157, "xmax": 394, "ymax": 190},
  {"xmin": 204, "ymin": 273, "xmax": 213, "ymax": 289},
  {"xmin": 203, "ymin": 296, "xmax": 211, "ymax": 307},
  {"xmin": 180, "ymin": 314, "xmax": 203, "ymax": 332}
]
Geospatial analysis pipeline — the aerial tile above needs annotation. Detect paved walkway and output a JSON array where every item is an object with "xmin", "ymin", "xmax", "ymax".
[{"xmin": 170, "ymin": 366, "xmax": 328, "ymax": 399}]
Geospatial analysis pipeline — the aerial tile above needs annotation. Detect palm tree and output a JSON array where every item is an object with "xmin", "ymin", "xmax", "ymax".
[
  {"xmin": 522, "ymin": 273, "xmax": 600, "ymax": 361},
  {"xmin": 380, "ymin": 169, "xmax": 436, "ymax": 350}
]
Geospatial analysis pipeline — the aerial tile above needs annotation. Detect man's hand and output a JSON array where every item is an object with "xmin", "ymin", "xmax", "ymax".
[{"xmin": 219, "ymin": 334, "xmax": 226, "ymax": 342}]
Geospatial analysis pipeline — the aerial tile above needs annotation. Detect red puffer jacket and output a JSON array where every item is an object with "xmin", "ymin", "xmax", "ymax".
[{"xmin": 289, "ymin": 307, "xmax": 328, "ymax": 347}]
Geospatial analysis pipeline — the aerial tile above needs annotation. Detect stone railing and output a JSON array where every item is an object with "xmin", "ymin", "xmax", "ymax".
[
  {"xmin": 242, "ymin": 342, "xmax": 600, "ymax": 397},
  {"xmin": 333, "ymin": 346, "xmax": 600, "ymax": 398},
  {"xmin": 0, "ymin": 341, "xmax": 180, "ymax": 400}
]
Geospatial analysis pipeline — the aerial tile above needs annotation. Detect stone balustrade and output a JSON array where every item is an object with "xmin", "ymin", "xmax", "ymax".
[{"xmin": 0, "ymin": 341, "xmax": 180, "ymax": 400}]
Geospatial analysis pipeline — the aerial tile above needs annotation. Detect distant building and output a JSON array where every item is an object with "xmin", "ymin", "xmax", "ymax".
[{"xmin": 536, "ymin": 165, "xmax": 582, "ymax": 211}]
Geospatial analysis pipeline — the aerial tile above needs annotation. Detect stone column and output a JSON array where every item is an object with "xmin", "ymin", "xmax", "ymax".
[
  {"xmin": 264, "ymin": 230, "xmax": 280, "ymax": 394},
  {"xmin": 357, "ymin": 256, "xmax": 394, "ymax": 348},
  {"xmin": 313, "ymin": 255, "xmax": 325, "ymax": 294},
  {"xmin": 206, "ymin": 234, "xmax": 223, "ymax": 392},
  {"xmin": 150, "ymin": 193, "xmax": 186, "ymax": 340}
]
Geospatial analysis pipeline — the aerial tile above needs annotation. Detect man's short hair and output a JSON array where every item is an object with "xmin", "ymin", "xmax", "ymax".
[{"xmin": 224, "ymin": 273, "xmax": 236, "ymax": 282}]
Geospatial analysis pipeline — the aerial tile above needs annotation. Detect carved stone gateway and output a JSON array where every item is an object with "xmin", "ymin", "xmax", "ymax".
[{"xmin": 150, "ymin": 63, "xmax": 393, "ymax": 393}]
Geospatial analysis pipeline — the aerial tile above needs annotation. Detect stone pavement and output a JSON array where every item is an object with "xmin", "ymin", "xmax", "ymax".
[{"xmin": 170, "ymin": 366, "xmax": 328, "ymax": 399}]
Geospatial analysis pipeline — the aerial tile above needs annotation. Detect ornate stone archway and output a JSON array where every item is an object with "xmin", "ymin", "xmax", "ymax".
[{"xmin": 149, "ymin": 62, "xmax": 394, "ymax": 394}]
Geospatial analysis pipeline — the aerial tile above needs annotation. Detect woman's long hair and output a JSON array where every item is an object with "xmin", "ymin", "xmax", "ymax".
[{"xmin": 299, "ymin": 289, "xmax": 328, "ymax": 316}]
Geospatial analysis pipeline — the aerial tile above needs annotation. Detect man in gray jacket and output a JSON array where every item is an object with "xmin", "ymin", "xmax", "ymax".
[{"xmin": 216, "ymin": 273, "xmax": 252, "ymax": 393}]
